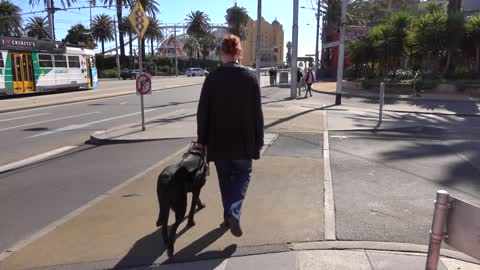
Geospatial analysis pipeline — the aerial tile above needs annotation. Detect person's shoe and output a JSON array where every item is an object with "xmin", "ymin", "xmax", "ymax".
[{"xmin": 226, "ymin": 216, "xmax": 243, "ymax": 237}]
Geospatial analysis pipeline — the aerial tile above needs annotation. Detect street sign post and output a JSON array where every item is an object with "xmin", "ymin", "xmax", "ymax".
[{"xmin": 128, "ymin": 1, "xmax": 150, "ymax": 131}]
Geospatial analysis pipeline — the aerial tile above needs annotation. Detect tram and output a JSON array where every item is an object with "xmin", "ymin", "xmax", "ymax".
[{"xmin": 0, "ymin": 37, "xmax": 97, "ymax": 96}]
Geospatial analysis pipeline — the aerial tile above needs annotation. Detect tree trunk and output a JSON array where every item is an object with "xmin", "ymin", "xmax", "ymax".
[
  {"xmin": 151, "ymin": 39, "xmax": 154, "ymax": 56},
  {"xmin": 117, "ymin": 0, "xmax": 125, "ymax": 57},
  {"xmin": 101, "ymin": 41, "xmax": 105, "ymax": 55},
  {"xmin": 141, "ymin": 38, "xmax": 146, "ymax": 59},
  {"xmin": 129, "ymin": 32, "xmax": 133, "ymax": 56},
  {"xmin": 442, "ymin": 49, "xmax": 452, "ymax": 77},
  {"xmin": 476, "ymin": 47, "xmax": 479, "ymax": 73}
]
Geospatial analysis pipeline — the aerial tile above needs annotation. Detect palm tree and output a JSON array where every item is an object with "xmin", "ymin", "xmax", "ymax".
[
  {"xmin": 225, "ymin": 4, "xmax": 249, "ymax": 40},
  {"xmin": 410, "ymin": 11, "xmax": 448, "ymax": 76},
  {"xmin": 186, "ymin": 11, "xmax": 211, "ymax": 40},
  {"xmin": 421, "ymin": 1, "xmax": 446, "ymax": 15},
  {"xmin": 101, "ymin": 0, "xmax": 136, "ymax": 57},
  {"xmin": 64, "ymin": 24, "xmax": 95, "ymax": 49},
  {"xmin": 466, "ymin": 13, "xmax": 480, "ymax": 72},
  {"xmin": 442, "ymin": 11, "xmax": 464, "ymax": 75},
  {"xmin": 92, "ymin": 14, "xmax": 114, "ymax": 55},
  {"xmin": 136, "ymin": 0, "xmax": 160, "ymax": 17},
  {"xmin": 25, "ymin": 16, "xmax": 51, "ymax": 39},
  {"xmin": 29, "ymin": 0, "xmax": 78, "ymax": 39},
  {"xmin": 144, "ymin": 16, "xmax": 163, "ymax": 56},
  {"xmin": 199, "ymin": 31, "xmax": 216, "ymax": 62},
  {"xmin": 0, "ymin": 0, "xmax": 22, "ymax": 37},
  {"xmin": 122, "ymin": 16, "xmax": 134, "ymax": 56},
  {"xmin": 183, "ymin": 37, "xmax": 201, "ymax": 65}
]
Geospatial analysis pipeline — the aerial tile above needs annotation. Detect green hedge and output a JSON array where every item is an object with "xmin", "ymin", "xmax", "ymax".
[{"xmin": 99, "ymin": 68, "xmax": 118, "ymax": 78}]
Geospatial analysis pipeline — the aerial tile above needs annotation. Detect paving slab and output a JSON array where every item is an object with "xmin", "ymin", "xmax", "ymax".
[
  {"xmin": 441, "ymin": 257, "xmax": 480, "ymax": 270},
  {"xmin": 296, "ymin": 250, "xmax": 372, "ymax": 270},
  {"xmin": 366, "ymin": 251, "xmax": 447, "ymax": 270}
]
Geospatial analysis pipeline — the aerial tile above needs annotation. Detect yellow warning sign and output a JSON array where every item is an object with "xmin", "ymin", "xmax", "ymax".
[{"xmin": 128, "ymin": 1, "xmax": 149, "ymax": 39}]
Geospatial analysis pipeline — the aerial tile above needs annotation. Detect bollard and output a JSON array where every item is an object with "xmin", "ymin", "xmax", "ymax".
[
  {"xmin": 379, "ymin": 82, "xmax": 385, "ymax": 123},
  {"xmin": 425, "ymin": 190, "xmax": 450, "ymax": 270}
]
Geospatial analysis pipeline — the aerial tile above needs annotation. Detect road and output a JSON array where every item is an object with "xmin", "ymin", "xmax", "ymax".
[{"xmin": 1, "ymin": 82, "xmax": 480, "ymax": 263}]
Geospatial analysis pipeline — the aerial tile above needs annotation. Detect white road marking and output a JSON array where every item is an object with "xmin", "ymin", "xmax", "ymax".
[
  {"xmin": 0, "ymin": 144, "xmax": 190, "ymax": 262},
  {"xmin": 120, "ymin": 102, "xmax": 127, "ymax": 105},
  {"xmin": 26, "ymin": 109, "xmax": 157, "ymax": 139},
  {"xmin": 0, "ymin": 146, "xmax": 77, "ymax": 173},
  {"xmin": 323, "ymin": 106, "xmax": 336, "ymax": 241},
  {"xmin": 0, "ymin": 113, "xmax": 50, "ymax": 122},
  {"xmin": 0, "ymin": 112, "xmax": 99, "ymax": 132}
]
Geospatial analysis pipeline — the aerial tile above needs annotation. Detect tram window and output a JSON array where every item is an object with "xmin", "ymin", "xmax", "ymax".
[
  {"xmin": 0, "ymin": 53, "xmax": 3, "ymax": 68},
  {"xmin": 68, "ymin": 56, "xmax": 80, "ymax": 68},
  {"xmin": 54, "ymin": 54, "xmax": 67, "ymax": 68},
  {"xmin": 38, "ymin": 54, "xmax": 53, "ymax": 68}
]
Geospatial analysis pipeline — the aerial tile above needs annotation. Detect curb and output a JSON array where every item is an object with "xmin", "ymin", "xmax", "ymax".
[{"xmin": 0, "ymin": 83, "xmax": 203, "ymax": 114}]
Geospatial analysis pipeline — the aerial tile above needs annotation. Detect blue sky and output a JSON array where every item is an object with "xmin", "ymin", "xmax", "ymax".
[{"xmin": 17, "ymin": 0, "xmax": 319, "ymax": 58}]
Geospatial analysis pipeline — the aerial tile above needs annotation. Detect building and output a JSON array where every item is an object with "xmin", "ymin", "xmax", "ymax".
[{"xmin": 242, "ymin": 17, "xmax": 284, "ymax": 67}]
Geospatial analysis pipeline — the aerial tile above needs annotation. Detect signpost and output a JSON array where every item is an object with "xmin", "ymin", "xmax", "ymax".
[{"xmin": 128, "ymin": 1, "xmax": 150, "ymax": 131}]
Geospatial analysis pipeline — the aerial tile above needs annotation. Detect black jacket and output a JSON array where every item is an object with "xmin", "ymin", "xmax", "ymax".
[{"xmin": 197, "ymin": 62, "xmax": 264, "ymax": 161}]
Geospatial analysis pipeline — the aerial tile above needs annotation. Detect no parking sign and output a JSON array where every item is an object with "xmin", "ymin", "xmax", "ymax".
[{"xmin": 136, "ymin": 73, "xmax": 152, "ymax": 95}]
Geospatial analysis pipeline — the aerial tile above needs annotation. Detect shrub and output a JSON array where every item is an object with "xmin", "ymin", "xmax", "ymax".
[{"xmin": 100, "ymin": 68, "xmax": 118, "ymax": 78}]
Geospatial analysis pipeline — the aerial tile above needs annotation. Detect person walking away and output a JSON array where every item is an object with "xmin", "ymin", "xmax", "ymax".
[
  {"xmin": 273, "ymin": 67, "xmax": 278, "ymax": 86},
  {"xmin": 305, "ymin": 68, "xmax": 315, "ymax": 98},
  {"xmin": 268, "ymin": 67, "xmax": 275, "ymax": 87},
  {"xmin": 297, "ymin": 68, "xmax": 304, "ymax": 96},
  {"xmin": 197, "ymin": 34, "xmax": 264, "ymax": 237}
]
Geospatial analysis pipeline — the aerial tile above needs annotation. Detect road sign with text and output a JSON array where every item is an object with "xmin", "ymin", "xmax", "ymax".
[{"xmin": 128, "ymin": 2, "xmax": 149, "ymax": 39}]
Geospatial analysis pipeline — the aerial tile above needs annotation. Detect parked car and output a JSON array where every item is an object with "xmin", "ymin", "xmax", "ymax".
[
  {"xmin": 186, "ymin": 68, "xmax": 208, "ymax": 77},
  {"xmin": 120, "ymin": 69, "xmax": 140, "ymax": 80}
]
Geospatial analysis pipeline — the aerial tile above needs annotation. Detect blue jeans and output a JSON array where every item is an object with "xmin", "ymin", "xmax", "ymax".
[{"xmin": 214, "ymin": 160, "xmax": 253, "ymax": 222}]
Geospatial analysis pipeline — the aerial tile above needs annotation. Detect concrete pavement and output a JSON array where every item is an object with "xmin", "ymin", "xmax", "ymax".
[{"xmin": 1, "ymin": 94, "xmax": 479, "ymax": 269}]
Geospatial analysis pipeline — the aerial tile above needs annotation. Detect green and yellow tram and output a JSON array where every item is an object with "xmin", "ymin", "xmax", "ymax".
[{"xmin": 0, "ymin": 37, "xmax": 97, "ymax": 96}]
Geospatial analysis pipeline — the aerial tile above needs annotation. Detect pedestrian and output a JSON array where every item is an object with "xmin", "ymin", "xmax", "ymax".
[
  {"xmin": 305, "ymin": 67, "xmax": 316, "ymax": 98},
  {"xmin": 297, "ymin": 68, "xmax": 304, "ymax": 96},
  {"xmin": 273, "ymin": 67, "xmax": 278, "ymax": 86},
  {"xmin": 269, "ymin": 67, "xmax": 275, "ymax": 87},
  {"xmin": 197, "ymin": 34, "xmax": 264, "ymax": 237}
]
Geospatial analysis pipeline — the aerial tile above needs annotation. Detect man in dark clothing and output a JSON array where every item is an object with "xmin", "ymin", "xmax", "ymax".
[
  {"xmin": 268, "ymin": 67, "xmax": 275, "ymax": 87},
  {"xmin": 197, "ymin": 34, "xmax": 264, "ymax": 237}
]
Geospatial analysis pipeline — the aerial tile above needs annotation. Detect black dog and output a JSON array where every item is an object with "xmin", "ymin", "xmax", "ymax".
[{"xmin": 156, "ymin": 142, "xmax": 208, "ymax": 257}]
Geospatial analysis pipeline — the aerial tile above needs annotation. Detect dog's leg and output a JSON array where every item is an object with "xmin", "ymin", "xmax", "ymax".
[
  {"xmin": 187, "ymin": 190, "xmax": 201, "ymax": 227},
  {"xmin": 168, "ymin": 193, "xmax": 186, "ymax": 258},
  {"xmin": 159, "ymin": 200, "xmax": 170, "ymax": 246},
  {"xmin": 196, "ymin": 195, "xmax": 206, "ymax": 210}
]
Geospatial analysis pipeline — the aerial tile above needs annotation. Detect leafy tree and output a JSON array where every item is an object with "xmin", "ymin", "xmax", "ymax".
[
  {"xmin": 64, "ymin": 24, "xmax": 95, "ymax": 49},
  {"xmin": 466, "ymin": 13, "xmax": 480, "ymax": 72},
  {"xmin": 145, "ymin": 16, "xmax": 163, "ymax": 56},
  {"xmin": 225, "ymin": 4, "xmax": 249, "ymax": 40},
  {"xmin": 29, "ymin": 0, "xmax": 78, "ymax": 39},
  {"xmin": 91, "ymin": 14, "xmax": 114, "ymax": 54},
  {"xmin": 0, "ymin": 0, "xmax": 22, "ymax": 37},
  {"xmin": 443, "ymin": 12, "xmax": 465, "ymax": 75},
  {"xmin": 25, "ymin": 16, "xmax": 51, "ymax": 39},
  {"xmin": 183, "ymin": 37, "xmax": 201, "ymax": 65}
]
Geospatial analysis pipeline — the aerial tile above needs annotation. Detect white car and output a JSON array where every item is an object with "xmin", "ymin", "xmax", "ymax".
[{"xmin": 186, "ymin": 68, "xmax": 208, "ymax": 77}]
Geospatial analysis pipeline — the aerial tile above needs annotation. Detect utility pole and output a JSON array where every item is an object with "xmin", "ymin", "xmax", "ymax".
[
  {"xmin": 291, "ymin": 0, "xmax": 299, "ymax": 98},
  {"xmin": 174, "ymin": 25, "xmax": 178, "ymax": 77},
  {"xmin": 335, "ymin": 0, "xmax": 347, "ymax": 105},
  {"xmin": 89, "ymin": 0, "xmax": 92, "ymax": 28},
  {"xmin": 113, "ymin": 17, "xmax": 121, "ymax": 79},
  {"xmin": 255, "ymin": 0, "xmax": 262, "ymax": 84},
  {"xmin": 46, "ymin": 0, "xmax": 55, "ymax": 40},
  {"xmin": 315, "ymin": 0, "xmax": 321, "ymax": 77}
]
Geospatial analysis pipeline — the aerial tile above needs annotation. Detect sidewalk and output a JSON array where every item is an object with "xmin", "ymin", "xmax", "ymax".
[
  {"xmin": 0, "ymin": 101, "xmax": 478, "ymax": 270},
  {"xmin": 312, "ymin": 82, "xmax": 480, "ymax": 103}
]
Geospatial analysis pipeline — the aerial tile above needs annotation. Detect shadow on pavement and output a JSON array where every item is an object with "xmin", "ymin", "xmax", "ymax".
[{"xmin": 264, "ymin": 104, "xmax": 337, "ymax": 130}]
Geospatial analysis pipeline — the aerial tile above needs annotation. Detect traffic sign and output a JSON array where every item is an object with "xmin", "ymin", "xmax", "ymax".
[
  {"xmin": 128, "ymin": 1, "xmax": 149, "ymax": 39},
  {"xmin": 136, "ymin": 73, "xmax": 152, "ymax": 95}
]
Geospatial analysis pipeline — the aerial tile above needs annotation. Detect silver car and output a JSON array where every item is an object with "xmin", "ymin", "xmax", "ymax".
[{"xmin": 186, "ymin": 68, "xmax": 208, "ymax": 77}]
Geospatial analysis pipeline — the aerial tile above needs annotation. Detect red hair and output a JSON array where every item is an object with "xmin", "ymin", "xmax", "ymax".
[{"xmin": 221, "ymin": 34, "xmax": 242, "ymax": 58}]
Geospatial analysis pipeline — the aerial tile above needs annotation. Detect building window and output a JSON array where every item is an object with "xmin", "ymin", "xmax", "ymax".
[
  {"xmin": 54, "ymin": 54, "xmax": 67, "ymax": 68},
  {"xmin": 38, "ymin": 54, "xmax": 53, "ymax": 68},
  {"xmin": 68, "ymin": 56, "xmax": 80, "ymax": 68}
]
